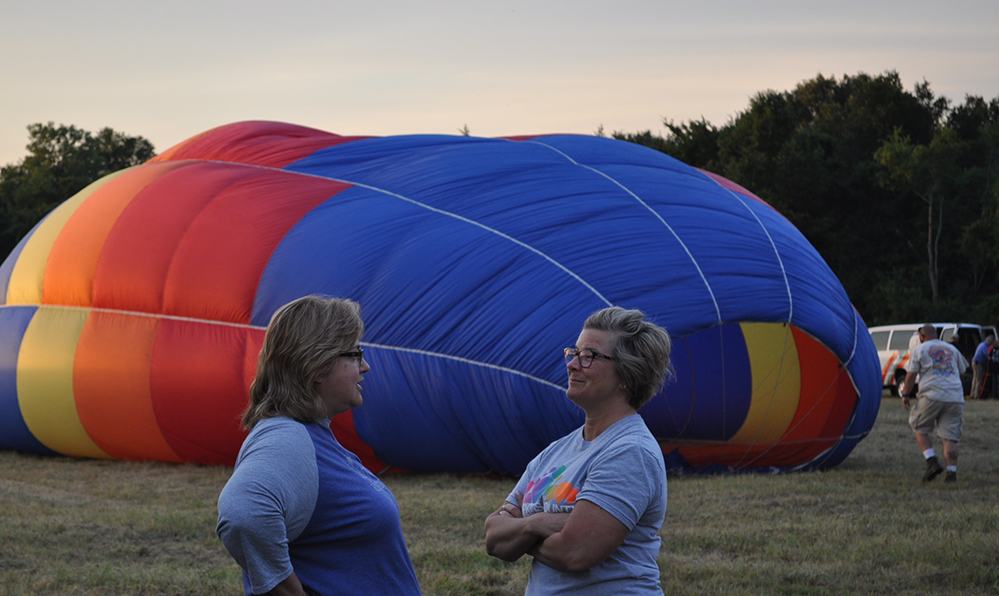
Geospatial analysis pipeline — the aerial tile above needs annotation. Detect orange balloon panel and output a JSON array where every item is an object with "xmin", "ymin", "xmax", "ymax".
[
  {"xmin": 74, "ymin": 310, "xmax": 182, "ymax": 462},
  {"xmin": 44, "ymin": 161, "xmax": 189, "ymax": 308}
]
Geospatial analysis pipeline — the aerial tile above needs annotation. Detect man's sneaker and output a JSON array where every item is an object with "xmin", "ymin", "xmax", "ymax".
[
  {"xmin": 944, "ymin": 471, "xmax": 957, "ymax": 483},
  {"xmin": 923, "ymin": 457, "xmax": 944, "ymax": 482}
]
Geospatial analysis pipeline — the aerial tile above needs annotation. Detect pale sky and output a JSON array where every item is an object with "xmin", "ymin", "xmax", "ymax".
[{"xmin": 2, "ymin": 0, "xmax": 997, "ymax": 166}]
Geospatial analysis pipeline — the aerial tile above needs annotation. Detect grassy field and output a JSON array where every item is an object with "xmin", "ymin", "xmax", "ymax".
[{"xmin": 1, "ymin": 396, "xmax": 997, "ymax": 595}]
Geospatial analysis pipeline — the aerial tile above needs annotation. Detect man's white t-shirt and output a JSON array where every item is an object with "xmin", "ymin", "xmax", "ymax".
[{"xmin": 905, "ymin": 339, "xmax": 968, "ymax": 403}]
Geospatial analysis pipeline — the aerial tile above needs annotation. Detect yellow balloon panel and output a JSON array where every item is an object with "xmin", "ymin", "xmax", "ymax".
[
  {"xmin": 6, "ymin": 170, "xmax": 127, "ymax": 306},
  {"xmin": 17, "ymin": 306, "xmax": 109, "ymax": 458},
  {"xmin": 730, "ymin": 322, "xmax": 801, "ymax": 444}
]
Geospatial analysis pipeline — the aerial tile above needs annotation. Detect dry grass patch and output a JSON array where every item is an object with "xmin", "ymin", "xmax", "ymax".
[
  {"xmin": 0, "ymin": 458, "xmax": 238, "ymax": 595},
  {"xmin": 0, "ymin": 396, "xmax": 996, "ymax": 595},
  {"xmin": 659, "ymin": 397, "xmax": 999, "ymax": 595}
]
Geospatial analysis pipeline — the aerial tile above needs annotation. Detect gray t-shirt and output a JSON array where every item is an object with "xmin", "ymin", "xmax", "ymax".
[
  {"xmin": 217, "ymin": 417, "xmax": 319, "ymax": 593},
  {"xmin": 905, "ymin": 339, "xmax": 968, "ymax": 403},
  {"xmin": 509, "ymin": 414, "xmax": 666, "ymax": 595}
]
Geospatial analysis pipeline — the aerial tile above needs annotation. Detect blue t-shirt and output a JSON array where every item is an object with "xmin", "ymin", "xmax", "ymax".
[
  {"xmin": 217, "ymin": 417, "xmax": 422, "ymax": 595},
  {"xmin": 973, "ymin": 341, "xmax": 989, "ymax": 364},
  {"xmin": 509, "ymin": 414, "xmax": 667, "ymax": 595}
]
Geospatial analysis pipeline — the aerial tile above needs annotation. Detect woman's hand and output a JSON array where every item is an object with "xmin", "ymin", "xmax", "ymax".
[
  {"xmin": 493, "ymin": 499, "xmax": 523, "ymax": 519},
  {"xmin": 484, "ymin": 492, "xmax": 569, "ymax": 562}
]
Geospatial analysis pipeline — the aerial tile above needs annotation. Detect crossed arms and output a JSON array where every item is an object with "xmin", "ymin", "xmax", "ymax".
[{"xmin": 484, "ymin": 491, "xmax": 629, "ymax": 572}]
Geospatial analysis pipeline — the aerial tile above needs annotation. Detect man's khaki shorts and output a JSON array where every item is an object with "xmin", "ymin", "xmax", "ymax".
[{"xmin": 909, "ymin": 397, "xmax": 963, "ymax": 442}]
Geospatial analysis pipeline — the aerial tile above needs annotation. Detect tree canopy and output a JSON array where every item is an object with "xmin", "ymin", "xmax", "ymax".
[
  {"xmin": 0, "ymin": 123, "xmax": 155, "ymax": 256},
  {"xmin": 615, "ymin": 71, "xmax": 999, "ymax": 326},
  {"xmin": 3, "ymin": 83, "xmax": 998, "ymax": 328}
]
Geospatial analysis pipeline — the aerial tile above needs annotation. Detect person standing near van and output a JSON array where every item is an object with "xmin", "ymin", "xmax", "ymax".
[
  {"xmin": 900, "ymin": 324, "xmax": 968, "ymax": 483},
  {"xmin": 988, "ymin": 340, "xmax": 999, "ymax": 400},
  {"xmin": 971, "ymin": 335, "xmax": 994, "ymax": 399}
]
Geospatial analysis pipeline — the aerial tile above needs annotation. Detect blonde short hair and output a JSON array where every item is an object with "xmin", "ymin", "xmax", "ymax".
[
  {"xmin": 242, "ymin": 295, "xmax": 363, "ymax": 429},
  {"xmin": 584, "ymin": 306, "xmax": 672, "ymax": 409}
]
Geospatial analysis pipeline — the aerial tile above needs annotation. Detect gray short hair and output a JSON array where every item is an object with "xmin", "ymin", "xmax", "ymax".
[
  {"xmin": 243, "ymin": 295, "xmax": 363, "ymax": 429},
  {"xmin": 583, "ymin": 306, "xmax": 673, "ymax": 409}
]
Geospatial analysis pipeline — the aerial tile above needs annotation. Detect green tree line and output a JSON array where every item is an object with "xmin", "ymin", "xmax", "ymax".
[
  {"xmin": 0, "ymin": 122, "xmax": 154, "ymax": 255},
  {"xmin": 614, "ymin": 71, "xmax": 999, "ymax": 327},
  {"xmin": 3, "ymin": 73, "xmax": 997, "ymax": 328}
]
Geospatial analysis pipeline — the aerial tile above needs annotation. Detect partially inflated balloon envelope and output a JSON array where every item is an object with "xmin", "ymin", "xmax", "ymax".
[{"xmin": 0, "ymin": 121, "xmax": 881, "ymax": 474}]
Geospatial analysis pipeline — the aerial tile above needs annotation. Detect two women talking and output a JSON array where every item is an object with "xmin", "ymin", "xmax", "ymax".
[{"xmin": 217, "ymin": 297, "xmax": 672, "ymax": 595}]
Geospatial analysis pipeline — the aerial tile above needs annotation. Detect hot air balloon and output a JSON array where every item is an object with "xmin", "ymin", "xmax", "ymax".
[{"xmin": 0, "ymin": 121, "xmax": 881, "ymax": 474}]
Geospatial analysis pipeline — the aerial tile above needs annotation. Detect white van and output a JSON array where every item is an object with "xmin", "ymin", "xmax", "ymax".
[{"xmin": 868, "ymin": 323, "xmax": 996, "ymax": 396}]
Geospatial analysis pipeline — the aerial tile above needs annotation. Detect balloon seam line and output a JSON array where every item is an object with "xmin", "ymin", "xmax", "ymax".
[
  {"xmin": 362, "ymin": 341, "xmax": 566, "ymax": 392},
  {"xmin": 341, "ymin": 180, "xmax": 614, "ymax": 307},
  {"xmin": 518, "ymin": 140, "xmax": 722, "ymax": 322},
  {"xmin": 8, "ymin": 305, "xmax": 567, "ymax": 392},
  {"xmin": 249, "ymin": 158, "xmax": 614, "ymax": 307},
  {"xmin": 5, "ymin": 304, "xmax": 266, "ymax": 330},
  {"xmin": 166, "ymin": 159, "xmax": 613, "ymax": 307},
  {"xmin": 841, "ymin": 311, "xmax": 861, "ymax": 368},
  {"xmin": 699, "ymin": 173, "xmax": 794, "ymax": 324}
]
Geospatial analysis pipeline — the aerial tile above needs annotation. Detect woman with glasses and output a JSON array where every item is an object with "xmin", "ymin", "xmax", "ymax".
[
  {"xmin": 217, "ymin": 295, "xmax": 421, "ymax": 596},
  {"xmin": 485, "ymin": 306, "xmax": 672, "ymax": 595}
]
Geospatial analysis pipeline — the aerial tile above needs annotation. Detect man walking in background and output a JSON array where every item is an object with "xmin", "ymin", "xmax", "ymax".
[
  {"xmin": 970, "ymin": 335, "xmax": 994, "ymax": 399},
  {"xmin": 901, "ymin": 324, "xmax": 968, "ymax": 483}
]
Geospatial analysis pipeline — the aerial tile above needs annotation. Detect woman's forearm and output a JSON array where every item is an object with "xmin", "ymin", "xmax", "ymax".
[
  {"xmin": 267, "ymin": 571, "xmax": 307, "ymax": 596},
  {"xmin": 484, "ymin": 511, "xmax": 536, "ymax": 561},
  {"xmin": 527, "ymin": 500, "xmax": 630, "ymax": 573},
  {"xmin": 529, "ymin": 530, "xmax": 590, "ymax": 572},
  {"xmin": 484, "ymin": 510, "xmax": 569, "ymax": 562}
]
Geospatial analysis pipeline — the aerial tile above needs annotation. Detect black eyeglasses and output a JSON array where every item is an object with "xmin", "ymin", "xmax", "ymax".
[
  {"xmin": 564, "ymin": 348, "xmax": 614, "ymax": 368},
  {"xmin": 340, "ymin": 347, "xmax": 364, "ymax": 363}
]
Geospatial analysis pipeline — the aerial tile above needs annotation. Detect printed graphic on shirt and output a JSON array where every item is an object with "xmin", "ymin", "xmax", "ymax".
[
  {"xmin": 521, "ymin": 465, "xmax": 579, "ymax": 515},
  {"xmin": 927, "ymin": 346, "xmax": 958, "ymax": 376}
]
